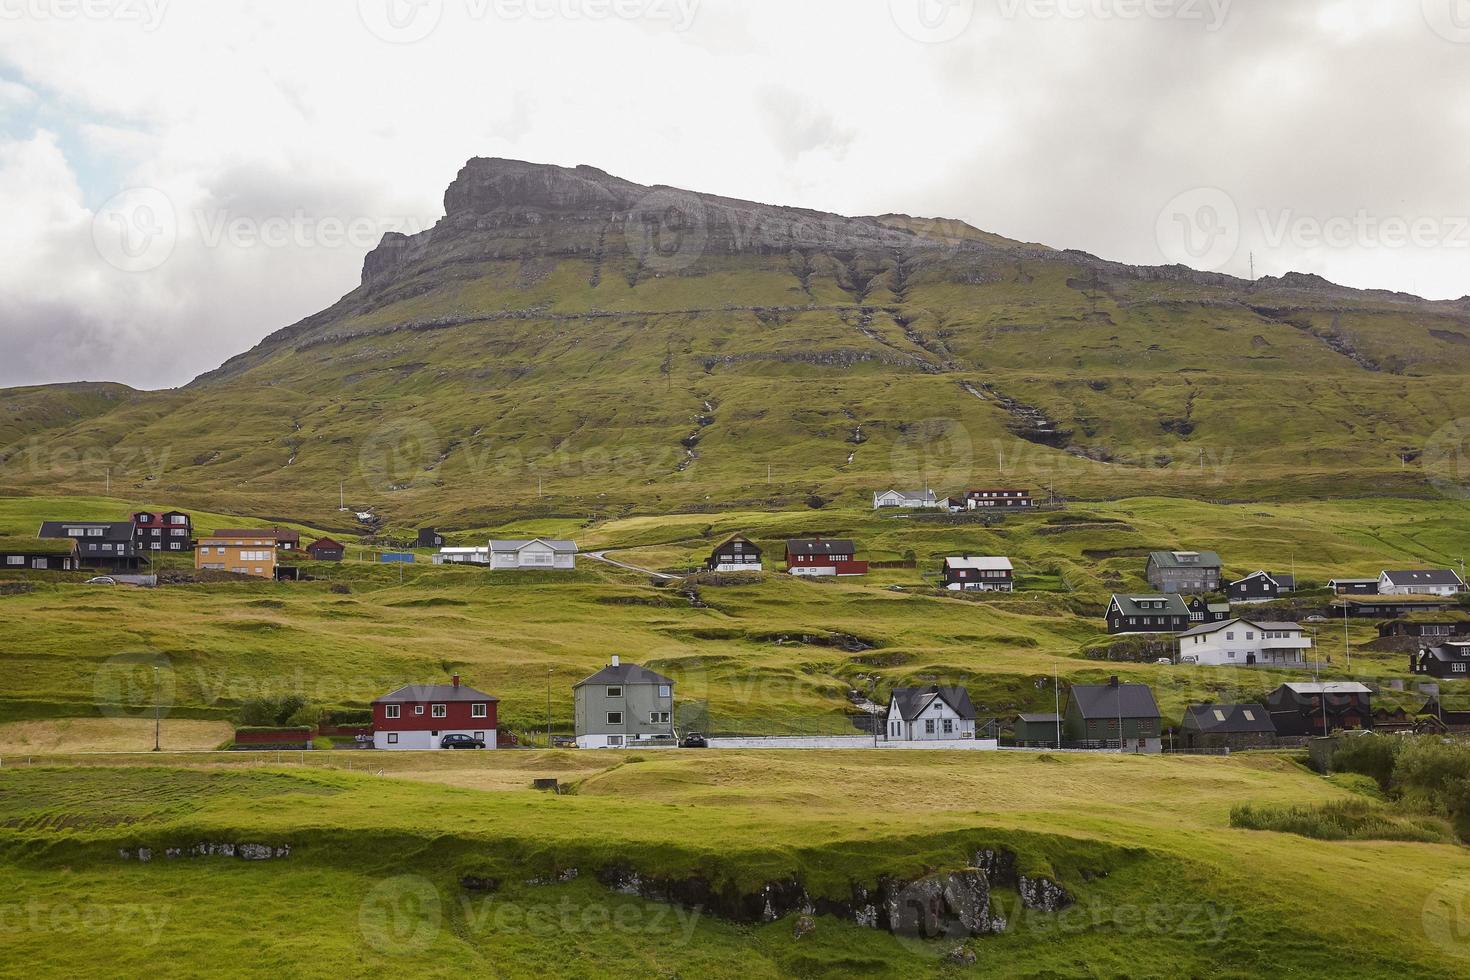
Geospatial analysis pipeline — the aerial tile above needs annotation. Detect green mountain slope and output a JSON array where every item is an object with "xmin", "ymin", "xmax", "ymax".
[{"xmin": 4, "ymin": 159, "xmax": 1470, "ymax": 527}]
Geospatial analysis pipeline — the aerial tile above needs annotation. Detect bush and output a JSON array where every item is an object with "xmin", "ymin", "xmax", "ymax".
[
  {"xmin": 1393, "ymin": 738, "xmax": 1470, "ymax": 840},
  {"xmin": 1229, "ymin": 799, "xmax": 1452, "ymax": 844},
  {"xmin": 1331, "ymin": 735, "xmax": 1400, "ymax": 791},
  {"xmin": 238, "ymin": 695, "xmax": 314, "ymax": 727}
]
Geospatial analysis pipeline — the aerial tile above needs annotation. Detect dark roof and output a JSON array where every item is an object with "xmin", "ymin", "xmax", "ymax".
[
  {"xmin": 211, "ymin": 528, "xmax": 300, "ymax": 542},
  {"xmin": 1068, "ymin": 682, "xmax": 1161, "ymax": 720},
  {"xmin": 1182, "ymin": 703, "xmax": 1276, "ymax": 734},
  {"xmin": 1382, "ymin": 569, "xmax": 1465, "ymax": 588},
  {"xmin": 1109, "ymin": 593, "xmax": 1191, "ymax": 617},
  {"xmin": 38, "ymin": 520, "xmax": 134, "ymax": 542},
  {"xmin": 1421, "ymin": 643, "xmax": 1470, "ymax": 663},
  {"xmin": 574, "ymin": 662, "xmax": 675, "ymax": 688},
  {"xmin": 889, "ymin": 686, "xmax": 976, "ymax": 721},
  {"xmin": 713, "ymin": 534, "xmax": 761, "ymax": 554},
  {"xmin": 374, "ymin": 682, "xmax": 498, "ymax": 703},
  {"xmin": 1017, "ymin": 712, "xmax": 1061, "ymax": 724},
  {"xmin": 1233, "ymin": 570, "xmax": 1295, "ymax": 589},
  {"xmin": 308, "ymin": 537, "xmax": 345, "ymax": 550},
  {"xmin": 1148, "ymin": 550, "xmax": 1222, "ymax": 569},
  {"xmin": 787, "ymin": 538, "xmax": 856, "ymax": 556}
]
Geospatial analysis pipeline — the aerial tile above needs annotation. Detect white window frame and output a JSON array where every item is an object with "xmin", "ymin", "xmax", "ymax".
[
  {"xmin": 472, "ymin": 703, "xmax": 487, "ymax": 718},
  {"xmin": 431, "ymin": 704, "xmax": 447, "ymax": 719},
  {"xmin": 385, "ymin": 704, "xmax": 400, "ymax": 719}
]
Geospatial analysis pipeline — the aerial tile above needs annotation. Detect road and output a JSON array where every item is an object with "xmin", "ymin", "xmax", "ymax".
[{"xmin": 584, "ymin": 550, "xmax": 679, "ymax": 581}]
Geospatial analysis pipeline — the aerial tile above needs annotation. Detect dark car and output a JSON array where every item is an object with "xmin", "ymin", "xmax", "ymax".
[
  {"xmin": 680, "ymin": 732, "xmax": 709, "ymax": 748},
  {"xmin": 440, "ymin": 733, "xmax": 486, "ymax": 749}
]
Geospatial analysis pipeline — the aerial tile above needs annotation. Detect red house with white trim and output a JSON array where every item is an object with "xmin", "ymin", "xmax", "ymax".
[
  {"xmin": 371, "ymin": 675, "xmax": 499, "ymax": 749},
  {"xmin": 785, "ymin": 537, "xmax": 868, "ymax": 577}
]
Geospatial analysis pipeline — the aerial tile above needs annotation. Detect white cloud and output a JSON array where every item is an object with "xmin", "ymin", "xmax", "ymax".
[{"xmin": 1, "ymin": 0, "xmax": 1468, "ymax": 388}]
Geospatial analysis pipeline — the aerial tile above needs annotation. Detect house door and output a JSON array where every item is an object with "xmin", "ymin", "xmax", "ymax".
[{"xmin": 1246, "ymin": 653, "xmax": 1256, "ymax": 666}]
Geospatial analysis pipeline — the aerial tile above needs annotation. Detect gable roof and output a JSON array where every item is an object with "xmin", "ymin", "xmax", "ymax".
[
  {"xmin": 1232, "ymin": 569, "xmax": 1294, "ymax": 589},
  {"xmin": 787, "ymin": 538, "xmax": 856, "ymax": 556},
  {"xmin": 1381, "ymin": 569, "xmax": 1465, "ymax": 588},
  {"xmin": 944, "ymin": 556, "xmax": 1013, "ymax": 572},
  {"xmin": 374, "ymin": 682, "xmax": 498, "ymax": 703},
  {"xmin": 1017, "ymin": 712, "xmax": 1061, "ymax": 724},
  {"xmin": 712, "ymin": 534, "xmax": 761, "ymax": 554},
  {"xmin": 1068, "ymin": 682, "xmax": 1161, "ymax": 719},
  {"xmin": 1148, "ymin": 550, "xmax": 1222, "ymax": 569},
  {"xmin": 38, "ymin": 520, "xmax": 134, "ymax": 542},
  {"xmin": 307, "ymin": 537, "xmax": 345, "ymax": 551},
  {"xmin": 1279, "ymin": 682, "xmax": 1372, "ymax": 695},
  {"xmin": 876, "ymin": 489, "xmax": 937, "ymax": 503},
  {"xmin": 889, "ymin": 686, "xmax": 976, "ymax": 721},
  {"xmin": 1183, "ymin": 703, "xmax": 1276, "ymax": 734},
  {"xmin": 574, "ymin": 662, "xmax": 675, "ymax": 688},
  {"xmin": 1178, "ymin": 617, "xmax": 1303, "ymax": 639},
  {"xmin": 1420, "ymin": 642, "xmax": 1470, "ymax": 663},
  {"xmin": 1109, "ymin": 593, "xmax": 1191, "ymax": 617},
  {"xmin": 489, "ymin": 538, "xmax": 577, "ymax": 553}
]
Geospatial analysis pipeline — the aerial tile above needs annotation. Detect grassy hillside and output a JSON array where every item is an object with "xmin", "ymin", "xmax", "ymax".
[{"xmin": 0, "ymin": 752, "xmax": 1466, "ymax": 977}]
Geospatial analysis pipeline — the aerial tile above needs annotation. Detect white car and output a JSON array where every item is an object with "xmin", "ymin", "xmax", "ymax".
[
  {"xmin": 1155, "ymin": 658, "xmax": 1173, "ymax": 665},
  {"xmin": 84, "ymin": 576, "xmax": 117, "ymax": 585}
]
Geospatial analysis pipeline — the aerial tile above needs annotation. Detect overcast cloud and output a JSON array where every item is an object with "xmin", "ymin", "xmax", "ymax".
[{"xmin": 1, "ymin": 0, "xmax": 1467, "ymax": 390}]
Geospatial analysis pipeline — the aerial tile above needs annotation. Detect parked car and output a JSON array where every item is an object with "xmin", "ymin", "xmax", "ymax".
[
  {"xmin": 1305, "ymin": 615, "xmax": 1328, "ymax": 623},
  {"xmin": 84, "ymin": 576, "xmax": 116, "ymax": 585},
  {"xmin": 680, "ymin": 732, "xmax": 709, "ymax": 748},
  {"xmin": 440, "ymin": 733, "xmax": 486, "ymax": 749},
  {"xmin": 1154, "ymin": 658, "xmax": 1173, "ymax": 665}
]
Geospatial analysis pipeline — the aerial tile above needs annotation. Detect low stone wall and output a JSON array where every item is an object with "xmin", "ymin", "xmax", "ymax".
[{"xmin": 707, "ymin": 736, "xmax": 999, "ymax": 751}]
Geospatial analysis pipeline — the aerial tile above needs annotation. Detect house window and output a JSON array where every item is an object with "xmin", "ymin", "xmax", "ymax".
[
  {"xmin": 414, "ymin": 706, "xmax": 424, "ymax": 716},
  {"xmin": 607, "ymin": 712, "xmax": 623, "ymax": 725},
  {"xmin": 385, "ymin": 705, "xmax": 401, "ymax": 719},
  {"xmin": 650, "ymin": 711, "xmax": 670, "ymax": 724},
  {"xmin": 387, "ymin": 733, "xmax": 398, "ymax": 744},
  {"xmin": 472, "ymin": 703, "xmax": 487, "ymax": 718},
  {"xmin": 943, "ymin": 719, "xmax": 954, "ymax": 734},
  {"xmin": 658, "ymin": 685, "xmax": 671, "ymax": 698},
  {"xmin": 607, "ymin": 686, "xmax": 622, "ymax": 698},
  {"xmin": 608, "ymin": 735, "xmax": 624, "ymax": 746},
  {"xmin": 5, "ymin": 556, "xmax": 21, "ymax": 566},
  {"xmin": 925, "ymin": 720, "xmax": 935, "ymax": 734},
  {"xmin": 432, "ymin": 704, "xmax": 447, "ymax": 719},
  {"xmin": 1455, "ymin": 663, "xmax": 1468, "ymax": 674}
]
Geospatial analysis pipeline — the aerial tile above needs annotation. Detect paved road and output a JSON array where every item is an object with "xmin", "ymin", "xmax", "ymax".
[{"xmin": 585, "ymin": 550, "xmax": 679, "ymax": 581}]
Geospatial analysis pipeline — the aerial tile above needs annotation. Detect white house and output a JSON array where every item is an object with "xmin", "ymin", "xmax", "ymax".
[
  {"xmin": 942, "ymin": 556, "xmax": 1014, "ymax": 592},
  {"xmin": 1177, "ymin": 618, "xmax": 1313, "ymax": 667},
  {"xmin": 873, "ymin": 489, "xmax": 940, "ymax": 510},
  {"xmin": 1378, "ymin": 569, "xmax": 1465, "ymax": 597},
  {"xmin": 488, "ymin": 538, "xmax": 578, "ymax": 570},
  {"xmin": 434, "ymin": 546, "xmax": 489, "ymax": 565},
  {"xmin": 883, "ymin": 686, "xmax": 976, "ymax": 741}
]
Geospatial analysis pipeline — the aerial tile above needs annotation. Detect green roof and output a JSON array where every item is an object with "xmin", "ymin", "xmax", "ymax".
[
  {"xmin": 0, "ymin": 536, "xmax": 74, "ymax": 556},
  {"xmin": 1148, "ymin": 550, "xmax": 1222, "ymax": 569}
]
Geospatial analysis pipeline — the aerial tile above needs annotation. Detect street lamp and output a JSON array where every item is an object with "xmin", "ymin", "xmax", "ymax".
[
  {"xmin": 152, "ymin": 664, "xmax": 161, "ymax": 752},
  {"xmin": 546, "ymin": 668, "xmax": 552, "ymax": 748}
]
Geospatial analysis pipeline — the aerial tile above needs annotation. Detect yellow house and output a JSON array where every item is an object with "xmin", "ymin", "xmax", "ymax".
[{"xmin": 196, "ymin": 533, "xmax": 278, "ymax": 579}]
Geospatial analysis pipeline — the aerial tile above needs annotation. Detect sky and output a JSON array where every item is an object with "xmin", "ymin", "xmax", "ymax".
[{"xmin": 2, "ymin": 0, "xmax": 1468, "ymax": 390}]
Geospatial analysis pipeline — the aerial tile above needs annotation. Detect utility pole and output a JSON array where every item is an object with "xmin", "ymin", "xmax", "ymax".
[
  {"xmin": 1053, "ymin": 663, "xmax": 1062, "ymax": 749},
  {"xmin": 546, "ymin": 668, "xmax": 553, "ymax": 747},
  {"xmin": 105, "ymin": 467, "xmax": 110, "ymax": 495},
  {"xmin": 152, "ymin": 664, "xmax": 161, "ymax": 752},
  {"xmin": 1249, "ymin": 252, "xmax": 1255, "ymax": 281},
  {"xmin": 1343, "ymin": 602, "xmax": 1351, "ymax": 671}
]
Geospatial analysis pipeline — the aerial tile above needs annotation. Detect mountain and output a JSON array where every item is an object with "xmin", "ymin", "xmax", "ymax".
[{"xmin": 5, "ymin": 158, "xmax": 1470, "ymax": 529}]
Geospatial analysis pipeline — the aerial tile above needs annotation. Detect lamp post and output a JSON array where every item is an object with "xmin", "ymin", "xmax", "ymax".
[{"xmin": 152, "ymin": 664, "xmax": 161, "ymax": 752}]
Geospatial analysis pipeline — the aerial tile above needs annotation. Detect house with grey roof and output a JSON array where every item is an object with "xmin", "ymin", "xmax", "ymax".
[
  {"xmin": 872, "ymin": 488, "xmax": 939, "ymax": 510},
  {"xmin": 1180, "ymin": 703, "xmax": 1277, "ymax": 750},
  {"xmin": 1411, "ymin": 640, "xmax": 1470, "ymax": 679},
  {"xmin": 1012, "ymin": 712, "xmax": 1062, "ymax": 747},
  {"xmin": 1177, "ymin": 618, "xmax": 1313, "ymax": 667},
  {"xmin": 1266, "ymin": 682, "xmax": 1373, "ymax": 735},
  {"xmin": 489, "ymin": 538, "xmax": 577, "ymax": 570},
  {"xmin": 1227, "ymin": 570, "xmax": 1295, "ymax": 603},
  {"xmin": 37, "ymin": 520, "xmax": 141, "ymax": 571},
  {"xmin": 573, "ymin": 656, "xmax": 675, "ymax": 748},
  {"xmin": 882, "ymin": 686, "xmax": 976, "ymax": 741},
  {"xmin": 1378, "ymin": 568, "xmax": 1465, "ymax": 597},
  {"xmin": 1145, "ymin": 550, "xmax": 1222, "ymax": 593},
  {"xmin": 1063, "ymin": 677, "xmax": 1162, "ymax": 752},
  {"xmin": 1105, "ymin": 593, "xmax": 1192, "ymax": 634}
]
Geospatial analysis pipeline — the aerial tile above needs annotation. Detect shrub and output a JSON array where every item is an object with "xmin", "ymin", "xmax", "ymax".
[
  {"xmin": 1331, "ymin": 735, "xmax": 1399, "ymax": 791},
  {"xmin": 1229, "ymin": 800, "xmax": 1452, "ymax": 844},
  {"xmin": 238, "ymin": 695, "xmax": 314, "ymax": 727},
  {"xmin": 1392, "ymin": 738, "xmax": 1470, "ymax": 840}
]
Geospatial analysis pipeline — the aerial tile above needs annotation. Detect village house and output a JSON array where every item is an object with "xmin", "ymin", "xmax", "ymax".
[
  {"xmin": 417, "ymin": 528, "xmax": 446, "ymax": 548},
  {"xmin": 1336, "ymin": 596, "xmax": 1458, "ymax": 618},
  {"xmin": 706, "ymin": 534, "xmax": 762, "ymax": 572},
  {"xmin": 38, "ymin": 521, "xmax": 141, "ymax": 571},
  {"xmin": 1063, "ymin": 677, "xmax": 1162, "ymax": 753},
  {"xmin": 131, "ymin": 510, "xmax": 193, "ymax": 553},
  {"xmin": 435, "ymin": 546, "xmax": 489, "ymax": 565},
  {"xmin": 306, "ymin": 537, "xmax": 345, "ymax": 562},
  {"xmin": 1411, "ymin": 640, "xmax": 1470, "ymax": 679},
  {"xmin": 573, "ymin": 657, "xmax": 675, "ymax": 748},
  {"xmin": 1378, "ymin": 620, "xmax": 1470, "ymax": 639},
  {"xmin": 965, "ymin": 489, "xmax": 1034, "ymax": 509},
  {"xmin": 489, "ymin": 538, "xmax": 578, "ymax": 570},
  {"xmin": 1145, "ymin": 550, "xmax": 1222, "ymax": 593},
  {"xmin": 195, "ymin": 532, "xmax": 278, "ymax": 579},
  {"xmin": 1227, "ymin": 570, "xmax": 1295, "ymax": 603},
  {"xmin": 1186, "ymin": 596, "xmax": 1231, "ymax": 624},
  {"xmin": 371, "ymin": 675, "xmax": 498, "ymax": 750},
  {"xmin": 1180, "ymin": 703, "xmax": 1277, "ymax": 751},
  {"xmin": 941, "ymin": 556, "xmax": 1014, "ymax": 592},
  {"xmin": 1177, "ymin": 618, "xmax": 1313, "ymax": 667},
  {"xmin": 882, "ymin": 686, "xmax": 976, "ymax": 741},
  {"xmin": 1105, "ymin": 594, "xmax": 1192, "ymax": 634},
  {"xmin": 1372, "ymin": 705, "xmax": 1418, "ymax": 734},
  {"xmin": 872, "ymin": 489, "xmax": 940, "ymax": 510},
  {"xmin": 1265, "ymin": 682, "xmax": 1373, "ymax": 736},
  {"xmin": 785, "ymin": 538, "xmax": 868, "ymax": 576},
  {"xmin": 1329, "ymin": 577, "xmax": 1379, "ymax": 595},
  {"xmin": 0, "ymin": 537, "xmax": 77, "ymax": 571},
  {"xmin": 1378, "ymin": 569, "xmax": 1466, "ymax": 597},
  {"xmin": 1420, "ymin": 698, "xmax": 1470, "ymax": 733}
]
